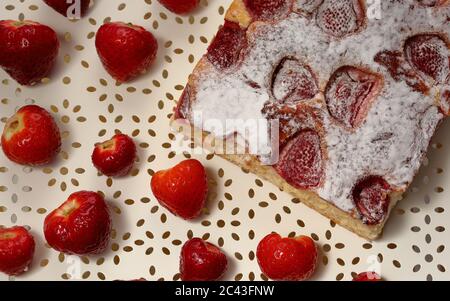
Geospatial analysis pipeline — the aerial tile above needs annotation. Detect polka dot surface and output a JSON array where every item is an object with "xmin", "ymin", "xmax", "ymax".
[{"xmin": 0, "ymin": 0, "xmax": 449, "ymax": 281}]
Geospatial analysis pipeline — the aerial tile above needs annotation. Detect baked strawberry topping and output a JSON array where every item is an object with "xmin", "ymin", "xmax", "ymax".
[
  {"xmin": 416, "ymin": 0, "xmax": 447, "ymax": 7},
  {"xmin": 207, "ymin": 21, "xmax": 247, "ymax": 70},
  {"xmin": 352, "ymin": 176, "xmax": 391, "ymax": 225},
  {"xmin": 325, "ymin": 66, "xmax": 382, "ymax": 128},
  {"xmin": 404, "ymin": 34, "xmax": 449, "ymax": 84},
  {"xmin": 275, "ymin": 129, "xmax": 323, "ymax": 189},
  {"xmin": 243, "ymin": 0, "xmax": 292, "ymax": 21},
  {"xmin": 316, "ymin": 0, "xmax": 365, "ymax": 38},
  {"xmin": 272, "ymin": 57, "xmax": 318, "ymax": 103},
  {"xmin": 374, "ymin": 50, "xmax": 429, "ymax": 93}
]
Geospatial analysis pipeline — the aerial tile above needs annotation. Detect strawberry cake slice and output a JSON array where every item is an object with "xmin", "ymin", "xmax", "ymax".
[{"xmin": 172, "ymin": 0, "xmax": 450, "ymax": 240}]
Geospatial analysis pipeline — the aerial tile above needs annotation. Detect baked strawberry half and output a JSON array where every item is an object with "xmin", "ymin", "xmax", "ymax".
[
  {"xmin": 257, "ymin": 233, "xmax": 318, "ymax": 281},
  {"xmin": 151, "ymin": 159, "xmax": 208, "ymax": 220},
  {"xmin": 0, "ymin": 20, "xmax": 59, "ymax": 86},
  {"xmin": 44, "ymin": 191, "xmax": 111, "ymax": 255},
  {"xmin": 0, "ymin": 226, "xmax": 35, "ymax": 276},
  {"xmin": 158, "ymin": 0, "xmax": 200, "ymax": 14},
  {"xmin": 43, "ymin": 0, "xmax": 91, "ymax": 18},
  {"xmin": 1, "ymin": 105, "xmax": 61, "ymax": 166},
  {"xmin": 95, "ymin": 22, "xmax": 158, "ymax": 83},
  {"xmin": 92, "ymin": 134, "xmax": 137, "ymax": 177},
  {"xmin": 180, "ymin": 238, "xmax": 228, "ymax": 281}
]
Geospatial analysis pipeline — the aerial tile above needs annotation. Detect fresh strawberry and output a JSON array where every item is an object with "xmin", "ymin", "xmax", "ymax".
[
  {"xmin": 158, "ymin": 0, "xmax": 199, "ymax": 14},
  {"xmin": 0, "ymin": 226, "xmax": 35, "ymax": 276},
  {"xmin": 44, "ymin": 191, "xmax": 111, "ymax": 255},
  {"xmin": 1, "ymin": 105, "xmax": 61, "ymax": 166},
  {"xmin": 43, "ymin": 0, "xmax": 91, "ymax": 18},
  {"xmin": 0, "ymin": 20, "xmax": 59, "ymax": 86},
  {"xmin": 92, "ymin": 134, "xmax": 136, "ymax": 177},
  {"xmin": 353, "ymin": 272, "xmax": 382, "ymax": 282},
  {"xmin": 256, "ymin": 233, "xmax": 318, "ymax": 281},
  {"xmin": 151, "ymin": 159, "xmax": 207, "ymax": 220},
  {"xmin": 180, "ymin": 238, "xmax": 227, "ymax": 281},
  {"xmin": 95, "ymin": 22, "xmax": 158, "ymax": 83}
]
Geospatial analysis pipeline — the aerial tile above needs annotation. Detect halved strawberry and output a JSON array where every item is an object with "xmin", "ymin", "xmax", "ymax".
[
  {"xmin": 353, "ymin": 271, "xmax": 382, "ymax": 281},
  {"xmin": 316, "ymin": 0, "xmax": 365, "ymax": 38},
  {"xmin": 325, "ymin": 66, "xmax": 383, "ymax": 128},
  {"xmin": 1, "ymin": 105, "xmax": 61, "ymax": 166},
  {"xmin": 257, "ymin": 233, "xmax": 318, "ymax": 281},
  {"xmin": 352, "ymin": 176, "xmax": 391, "ymax": 225},
  {"xmin": 0, "ymin": 226, "xmax": 35, "ymax": 276},
  {"xmin": 95, "ymin": 22, "xmax": 158, "ymax": 83},
  {"xmin": 0, "ymin": 20, "xmax": 59, "ymax": 86},
  {"xmin": 207, "ymin": 21, "xmax": 247, "ymax": 70},
  {"xmin": 44, "ymin": 191, "xmax": 111, "ymax": 255},
  {"xmin": 180, "ymin": 238, "xmax": 228, "ymax": 281},
  {"xmin": 275, "ymin": 129, "xmax": 324, "ymax": 189},
  {"xmin": 158, "ymin": 0, "xmax": 199, "ymax": 14},
  {"xmin": 404, "ymin": 34, "xmax": 449, "ymax": 84},
  {"xmin": 151, "ymin": 159, "xmax": 208, "ymax": 220},
  {"xmin": 92, "ymin": 134, "xmax": 137, "ymax": 177}
]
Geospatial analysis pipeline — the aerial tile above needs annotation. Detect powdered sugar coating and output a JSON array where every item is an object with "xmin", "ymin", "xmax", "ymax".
[{"xmin": 189, "ymin": 1, "xmax": 449, "ymax": 215}]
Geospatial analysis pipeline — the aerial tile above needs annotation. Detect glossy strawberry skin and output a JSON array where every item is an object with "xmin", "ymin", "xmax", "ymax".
[
  {"xmin": 44, "ymin": 191, "xmax": 111, "ymax": 255},
  {"xmin": 151, "ymin": 159, "xmax": 208, "ymax": 220},
  {"xmin": 353, "ymin": 272, "xmax": 382, "ymax": 282},
  {"xmin": 180, "ymin": 238, "xmax": 228, "ymax": 281},
  {"xmin": 95, "ymin": 22, "xmax": 158, "ymax": 83},
  {"xmin": 158, "ymin": 0, "xmax": 199, "ymax": 14},
  {"xmin": 257, "ymin": 233, "xmax": 318, "ymax": 281},
  {"xmin": 92, "ymin": 134, "xmax": 136, "ymax": 177},
  {"xmin": 0, "ymin": 20, "xmax": 59, "ymax": 86},
  {"xmin": 0, "ymin": 226, "xmax": 35, "ymax": 276},
  {"xmin": 43, "ymin": 0, "xmax": 91, "ymax": 18},
  {"xmin": 1, "ymin": 105, "xmax": 61, "ymax": 166}
]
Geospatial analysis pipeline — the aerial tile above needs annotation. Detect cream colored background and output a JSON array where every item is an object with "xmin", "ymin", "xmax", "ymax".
[{"xmin": 0, "ymin": 0, "xmax": 449, "ymax": 281}]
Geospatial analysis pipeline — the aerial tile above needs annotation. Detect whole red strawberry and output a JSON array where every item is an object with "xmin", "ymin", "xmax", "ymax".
[
  {"xmin": 158, "ymin": 0, "xmax": 200, "ymax": 14},
  {"xmin": 0, "ymin": 20, "xmax": 59, "ymax": 86},
  {"xmin": 353, "ymin": 272, "xmax": 382, "ymax": 282},
  {"xmin": 95, "ymin": 22, "xmax": 158, "ymax": 83},
  {"xmin": 151, "ymin": 159, "xmax": 208, "ymax": 220},
  {"xmin": 0, "ymin": 226, "xmax": 35, "ymax": 276},
  {"xmin": 1, "ymin": 105, "xmax": 61, "ymax": 166},
  {"xmin": 92, "ymin": 134, "xmax": 136, "ymax": 177},
  {"xmin": 44, "ymin": 191, "xmax": 111, "ymax": 255},
  {"xmin": 257, "ymin": 233, "xmax": 318, "ymax": 281},
  {"xmin": 43, "ymin": 0, "xmax": 91, "ymax": 18},
  {"xmin": 180, "ymin": 238, "xmax": 227, "ymax": 281}
]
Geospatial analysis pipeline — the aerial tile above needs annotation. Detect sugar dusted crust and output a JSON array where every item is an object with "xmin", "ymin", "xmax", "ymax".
[{"xmin": 173, "ymin": 1, "xmax": 450, "ymax": 240}]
